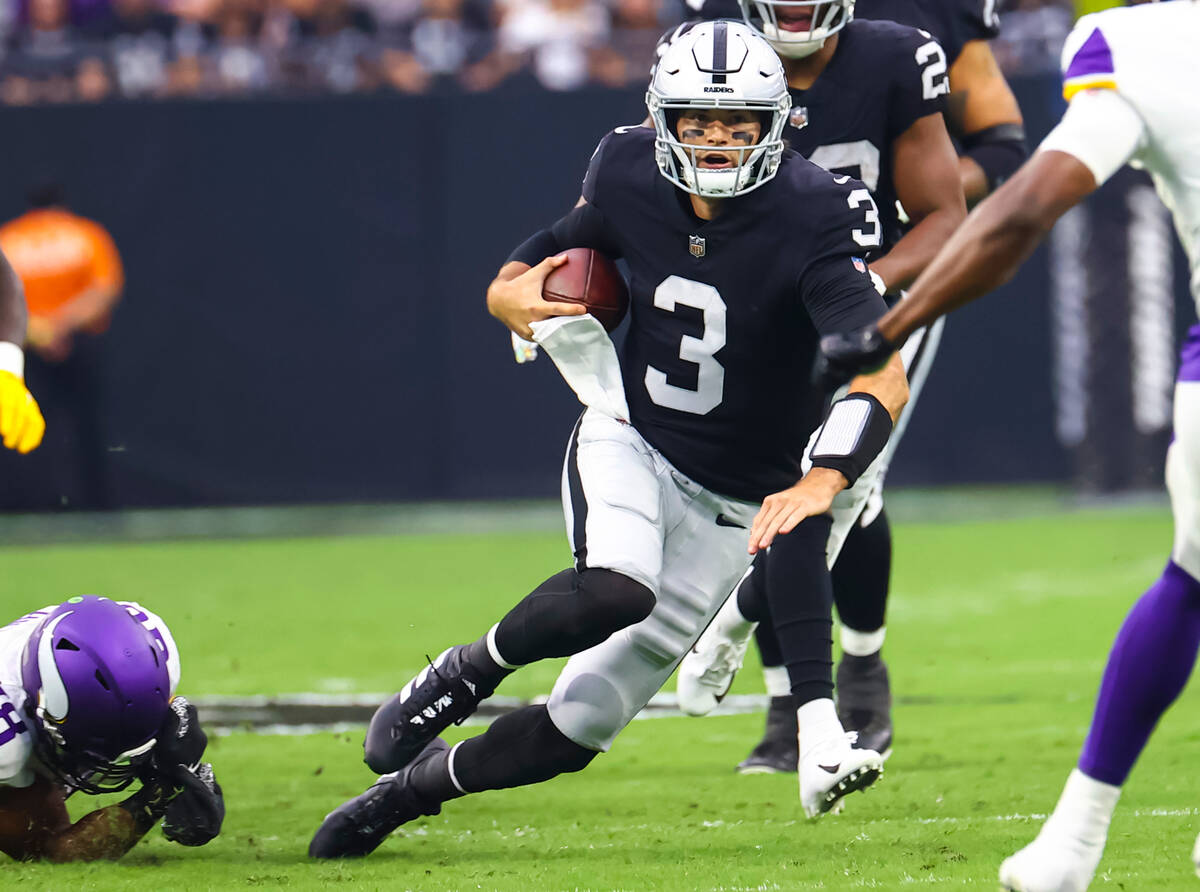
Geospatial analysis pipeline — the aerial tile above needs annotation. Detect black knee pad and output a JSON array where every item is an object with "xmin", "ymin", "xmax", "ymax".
[
  {"xmin": 576, "ymin": 568, "xmax": 656, "ymax": 632},
  {"xmin": 495, "ymin": 567, "xmax": 656, "ymax": 664}
]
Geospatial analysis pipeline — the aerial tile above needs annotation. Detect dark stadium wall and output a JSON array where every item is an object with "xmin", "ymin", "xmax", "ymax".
[{"xmin": 0, "ymin": 76, "xmax": 1184, "ymax": 508}]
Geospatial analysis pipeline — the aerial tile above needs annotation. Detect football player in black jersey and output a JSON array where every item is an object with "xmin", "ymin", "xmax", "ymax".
[
  {"xmin": 310, "ymin": 22, "xmax": 910, "ymax": 859},
  {"xmin": 674, "ymin": 0, "xmax": 976, "ymax": 777}
]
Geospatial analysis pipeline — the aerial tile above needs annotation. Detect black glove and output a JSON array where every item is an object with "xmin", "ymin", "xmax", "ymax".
[
  {"xmin": 816, "ymin": 325, "xmax": 895, "ymax": 390},
  {"xmin": 162, "ymin": 762, "xmax": 225, "ymax": 846},
  {"xmin": 151, "ymin": 696, "xmax": 208, "ymax": 779}
]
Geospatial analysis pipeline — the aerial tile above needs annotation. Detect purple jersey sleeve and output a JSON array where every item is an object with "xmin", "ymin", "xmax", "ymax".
[{"xmin": 1061, "ymin": 25, "xmax": 1117, "ymax": 101}]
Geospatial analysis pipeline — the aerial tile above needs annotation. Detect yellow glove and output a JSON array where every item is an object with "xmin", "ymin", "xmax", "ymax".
[{"xmin": 0, "ymin": 370, "xmax": 45, "ymax": 454}]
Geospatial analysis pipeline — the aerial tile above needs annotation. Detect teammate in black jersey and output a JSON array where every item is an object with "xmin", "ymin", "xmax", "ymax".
[
  {"xmin": 674, "ymin": 0, "xmax": 972, "ymax": 777},
  {"xmin": 678, "ymin": 0, "xmax": 1027, "ymax": 202},
  {"xmin": 310, "ymin": 22, "xmax": 909, "ymax": 858}
]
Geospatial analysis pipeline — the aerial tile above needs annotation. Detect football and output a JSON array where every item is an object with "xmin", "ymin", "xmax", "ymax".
[{"xmin": 541, "ymin": 247, "xmax": 629, "ymax": 333}]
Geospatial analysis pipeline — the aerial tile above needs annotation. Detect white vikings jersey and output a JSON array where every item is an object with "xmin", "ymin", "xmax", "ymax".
[
  {"xmin": 0, "ymin": 602, "xmax": 180, "ymax": 788},
  {"xmin": 1040, "ymin": 2, "xmax": 1200, "ymax": 315}
]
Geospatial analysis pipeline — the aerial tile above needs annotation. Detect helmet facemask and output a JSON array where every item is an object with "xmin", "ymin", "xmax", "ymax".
[
  {"xmin": 646, "ymin": 21, "xmax": 792, "ymax": 200},
  {"xmin": 29, "ymin": 708, "xmax": 156, "ymax": 794},
  {"xmin": 649, "ymin": 94, "xmax": 790, "ymax": 198},
  {"xmin": 737, "ymin": 0, "xmax": 856, "ymax": 58}
]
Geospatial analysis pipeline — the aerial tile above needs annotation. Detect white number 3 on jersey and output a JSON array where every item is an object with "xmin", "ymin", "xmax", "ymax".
[{"xmin": 848, "ymin": 188, "xmax": 882, "ymax": 249}]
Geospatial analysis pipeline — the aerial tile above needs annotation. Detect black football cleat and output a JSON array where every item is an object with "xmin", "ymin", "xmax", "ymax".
[
  {"xmin": 309, "ymin": 738, "xmax": 449, "ymax": 859},
  {"xmin": 737, "ymin": 695, "xmax": 799, "ymax": 774},
  {"xmin": 835, "ymin": 652, "xmax": 893, "ymax": 760},
  {"xmin": 365, "ymin": 645, "xmax": 494, "ymax": 774}
]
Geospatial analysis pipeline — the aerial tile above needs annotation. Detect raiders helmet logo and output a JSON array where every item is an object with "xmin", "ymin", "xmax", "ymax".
[
  {"xmin": 689, "ymin": 235, "xmax": 706, "ymax": 258},
  {"xmin": 789, "ymin": 106, "xmax": 809, "ymax": 130}
]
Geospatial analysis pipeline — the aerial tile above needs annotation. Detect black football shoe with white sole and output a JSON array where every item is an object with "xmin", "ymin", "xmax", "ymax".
[
  {"xmin": 737, "ymin": 695, "xmax": 799, "ymax": 774},
  {"xmin": 835, "ymin": 652, "xmax": 893, "ymax": 760},
  {"xmin": 309, "ymin": 738, "xmax": 449, "ymax": 858},
  {"xmin": 365, "ymin": 644, "xmax": 495, "ymax": 774}
]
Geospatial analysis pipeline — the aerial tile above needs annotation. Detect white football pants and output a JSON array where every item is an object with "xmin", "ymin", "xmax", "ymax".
[{"xmin": 546, "ymin": 409, "xmax": 758, "ymax": 751}]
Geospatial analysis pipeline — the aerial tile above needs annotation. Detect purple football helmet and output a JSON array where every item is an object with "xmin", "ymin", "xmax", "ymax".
[{"xmin": 19, "ymin": 596, "xmax": 171, "ymax": 793}]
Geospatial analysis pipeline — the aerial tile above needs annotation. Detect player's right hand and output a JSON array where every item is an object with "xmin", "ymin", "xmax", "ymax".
[
  {"xmin": 816, "ymin": 324, "xmax": 895, "ymax": 391},
  {"xmin": 487, "ymin": 255, "xmax": 588, "ymax": 340},
  {"xmin": 0, "ymin": 370, "xmax": 45, "ymax": 454},
  {"xmin": 151, "ymin": 697, "xmax": 208, "ymax": 778}
]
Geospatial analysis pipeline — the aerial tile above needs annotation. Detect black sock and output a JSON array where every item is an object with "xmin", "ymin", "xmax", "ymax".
[
  {"xmin": 735, "ymin": 552, "xmax": 768, "ymax": 622},
  {"xmin": 492, "ymin": 568, "xmax": 654, "ymax": 666},
  {"xmin": 832, "ymin": 507, "xmax": 891, "ymax": 641},
  {"xmin": 448, "ymin": 705, "xmax": 598, "ymax": 794},
  {"xmin": 739, "ymin": 552, "xmax": 786, "ymax": 674},
  {"xmin": 760, "ymin": 515, "xmax": 835, "ymax": 705}
]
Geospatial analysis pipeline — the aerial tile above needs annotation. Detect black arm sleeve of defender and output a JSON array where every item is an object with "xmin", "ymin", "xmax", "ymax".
[
  {"xmin": 800, "ymin": 255, "xmax": 889, "ymax": 336},
  {"xmin": 961, "ymin": 123, "xmax": 1028, "ymax": 192}
]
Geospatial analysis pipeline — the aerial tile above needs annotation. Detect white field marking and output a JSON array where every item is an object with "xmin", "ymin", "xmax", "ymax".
[
  {"xmin": 213, "ymin": 721, "xmax": 365, "ymax": 738},
  {"xmin": 314, "ymin": 677, "xmax": 359, "ymax": 692},
  {"xmin": 199, "ymin": 692, "xmax": 768, "ymax": 733}
]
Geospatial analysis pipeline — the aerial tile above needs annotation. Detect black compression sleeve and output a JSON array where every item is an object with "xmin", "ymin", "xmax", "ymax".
[
  {"xmin": 507, "ymin": 203, "xmax": 620, "ymax": 267},
  {"xmin": 961, "ymin": 123, "xmax": 1028, "ymax": 192},
  {"xmin": 507, "ymin": 229, "xmax": 562, "ymax": 266}
]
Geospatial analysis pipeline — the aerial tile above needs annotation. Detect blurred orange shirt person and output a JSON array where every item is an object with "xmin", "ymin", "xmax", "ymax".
[{"xmin": 0, "ymin": 203, "xmax": 124, "ymax": 362}]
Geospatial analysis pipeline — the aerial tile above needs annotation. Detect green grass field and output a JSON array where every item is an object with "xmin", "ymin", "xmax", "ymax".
[{"xmin": 4, "ymin": 502, "xmax": 1199, "ymax": 890}]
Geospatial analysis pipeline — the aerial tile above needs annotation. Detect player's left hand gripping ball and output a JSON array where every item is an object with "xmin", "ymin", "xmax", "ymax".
[
  {"xmin": 0, "ymin": 370, "xmax": 44, "ymax": 453},
  {"xmin": 817, "ymin": 325, "xmax": 895, "ymax": 389}
]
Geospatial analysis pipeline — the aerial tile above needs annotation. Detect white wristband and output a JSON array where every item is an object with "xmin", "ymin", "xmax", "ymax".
[{"xmin": 0, "ymin": 341, "xmax": 24, "ymax": 378}]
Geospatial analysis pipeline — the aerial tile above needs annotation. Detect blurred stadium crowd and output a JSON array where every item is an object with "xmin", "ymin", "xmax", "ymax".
[{"xmin": 0, "ymin": 0, "xmax": 1071, "ymax": 103}]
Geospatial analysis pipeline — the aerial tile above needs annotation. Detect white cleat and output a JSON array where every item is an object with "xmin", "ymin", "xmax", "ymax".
[
  {"xmin": 677, "ymin": 617, "xmax": 756, "ymax": 717},
  {"xmin": 799, "ymin": 732, "xmax": 882, "ymax": 818},
  {"xmin": 998, "ymin": 828, "xmax": 1105, "ymax": 892},
  {"xmin": 1191, "ymin": 830, "xmax": 1200, "ymax": 879}
]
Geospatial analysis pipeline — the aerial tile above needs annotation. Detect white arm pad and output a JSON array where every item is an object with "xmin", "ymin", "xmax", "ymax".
[
  {"xmin": 0, "ymin": 341, "xmax": 24, "ymax": 378},
  {"xmin": 1037, "ymin": 88, "xmax": 1146, "ymax": 188}
]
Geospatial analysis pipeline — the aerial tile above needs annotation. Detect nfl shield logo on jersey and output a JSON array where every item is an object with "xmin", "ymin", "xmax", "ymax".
[
  {"xmin": 689, "ymin": 235, "xmax": 706, "ymax": 258},
  {"xmin": 789, "ymin": 106, "xmax": 809, "ymax": 130}
]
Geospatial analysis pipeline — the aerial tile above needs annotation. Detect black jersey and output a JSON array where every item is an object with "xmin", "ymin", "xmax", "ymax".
[
  {"xmin": 654, "ymin": 18, "xmax": 948, "ymax": 256},
  {"xmin": 856, "ymin": 0, "xmax": 1000, "ymax": 66},
  {"xmin": 784, "ymin": 19, "xmax": 947, "ymax": 256},
  {"xmin": 546, "ymin": 127, "xmax": 887, "ymax": 502}
]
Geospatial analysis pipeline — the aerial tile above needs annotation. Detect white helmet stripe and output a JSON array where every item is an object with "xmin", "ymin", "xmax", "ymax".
[{"xmin": 37, "ymin": 612, "xmax": 73, "ymax": 721}]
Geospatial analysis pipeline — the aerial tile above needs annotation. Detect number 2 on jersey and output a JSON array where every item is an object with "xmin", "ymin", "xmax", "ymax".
[
  {"xmin": 916, "ymin": 39, "xmax": 949, "ymax": 100},
  {"xmin": 645, "ymin": 276, "xmax": 726, "ymax": 415}
]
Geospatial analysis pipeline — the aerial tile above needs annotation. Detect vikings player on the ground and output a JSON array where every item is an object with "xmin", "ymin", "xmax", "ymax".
[
  {"xmin": 0, "ymin": 596, "xmax": 223, "ymax": 860},
  {"xmin": 673, "ymin": 0, "xmax": 979, "ymax": 777},
  {"xmin": 310, "ymin": 23, "xmax": 909, "ymax": 859},
  {"xmin": 0, "ymin": 244, "xmax": 44, "ymax": 455},
  {"xmin": 820, "ymin": 3, "xmax": 1200, "ymax": 889}
]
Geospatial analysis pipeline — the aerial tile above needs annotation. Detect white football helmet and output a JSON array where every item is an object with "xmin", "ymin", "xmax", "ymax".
[
  {"xmin": 647, "ymin": 20, "xmax": 791, "ymax": 199},
  {"xmin": 736, "ymin": 0, "xmax": 855, "ymax": 58}
]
